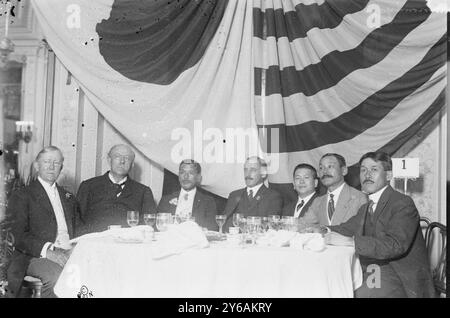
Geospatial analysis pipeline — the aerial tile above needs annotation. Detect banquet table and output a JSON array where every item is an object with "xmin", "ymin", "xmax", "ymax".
[{"xmin": 54, "ymin": 237, "xmax": 362, "ymax": 298}]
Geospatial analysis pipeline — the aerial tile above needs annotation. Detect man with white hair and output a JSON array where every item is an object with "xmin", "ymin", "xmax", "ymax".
[
  {"xmin": 222, "ymin": 156, "xmax": 283, "ymax": 232},
  {"xmin": 7, "ymin": 146, "xmax": 78, "ymax": 298},
  {"xmin": 76, "ymin": 144, "xmax": 157, "ymax": 234}
]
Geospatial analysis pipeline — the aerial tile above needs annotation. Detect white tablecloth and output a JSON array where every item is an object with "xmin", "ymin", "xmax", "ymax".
[{"xmin": 54, "ymin": 238, "xmax": 362, "ymax": 298}]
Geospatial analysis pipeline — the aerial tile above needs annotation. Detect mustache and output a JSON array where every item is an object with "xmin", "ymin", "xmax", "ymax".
[
  {"xmin": 321, "ymin": 175, "xmax": 333, "ymax": 179},
  {"xmin": 245, "ymin": 177, "xmax": 253, "ymax": 180},
  {"xmin": 363, "ymin": 179, "xmax": 374, "ymax": 184}
]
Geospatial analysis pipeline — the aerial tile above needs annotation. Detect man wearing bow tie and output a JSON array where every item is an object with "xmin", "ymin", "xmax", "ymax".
[
  {"xmin": 301, "ymin": 153, "xmax": 367, "ymax": 226},
  {"xmin": 222, "ymin": 156, "xmax": 283, "ymax": 232},
  {"xmin": 157, "ymin": 159, "xmax": 218, "ymax": 230},
  {"xmin": 6, "ymin": 146, "xmax": 77, "ymax": 298},
  {"xmin": 281, "ymin": 163, "xmax": 319, "ymax": 219},
  {"xmin": 76, "ymin": 144, "xmax": 157, "ymax": 234},
  {"xmin": 327, "ymin": 151, "xmax": 434, "ymax": 298}
]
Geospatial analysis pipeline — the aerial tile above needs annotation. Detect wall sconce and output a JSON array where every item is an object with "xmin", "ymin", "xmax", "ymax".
[{"xmin": 15, "ymin": 121, "xmax": 34, "ymax": 144}]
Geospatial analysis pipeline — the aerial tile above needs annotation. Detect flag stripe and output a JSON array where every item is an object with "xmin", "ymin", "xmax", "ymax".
[
  {"xmin": 257, "ymin": 35, "xmax": 446, "ymax": 153},
  {"xmin": 253, "ymin": 0, "xmax": 370, "ymax": 40},
  {"xmin": 254, "ymin": 14, "xmax": 445, "ymax": 125},
  {"xmin": 254, "ymin": 0, "xmax": 432, "ymax": 97},
  {"xmin": 253, "ymin": 0, "xmax": 408, "ymax": 71}
]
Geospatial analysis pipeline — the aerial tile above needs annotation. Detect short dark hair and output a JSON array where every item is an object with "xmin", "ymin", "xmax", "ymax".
[
  {"xmin": 35, "ymin": 146, "xmax": 64, "ymax": 162},
  {"xmin": 320, "ymin": 153, "xmax": 346, "ymax": 167},
  {"xmin": 359, "ymin": 151, "xmax": 392, "ymax": 171},
  {"xmin": 179, "ymin": 159, "xmax": 201, "ymax": 174},
  {"xmin": 293, "ymin": 163, "xmax": 318, "ymax": 180}
]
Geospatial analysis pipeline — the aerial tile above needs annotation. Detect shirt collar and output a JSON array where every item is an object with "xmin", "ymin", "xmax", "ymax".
[
  {"xmin": 297, "ymin": 192, "xmax": 315, "ymax": 205},
  {"xmin": 180, "ymin": 187, "xmax": 197, "ymax": 198},
  {"xmin": 108, "ymin": 172, "xmax": 128, "ymax": 185},
  {"xmin": 368, "ymin": 185, "xmax": 388, "ymax": 204},
  {"xmin": 328, "ymin": 182, "xmax": 345, "ymax": 198},
  {"xmin": 38, "ymin": 176, "xmax": 56, "ymax": 191},
  {"xmin": 247, "ymin": 183, "xmax": 264, "ymax": 195}
]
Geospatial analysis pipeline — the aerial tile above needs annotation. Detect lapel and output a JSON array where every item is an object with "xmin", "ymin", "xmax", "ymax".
[
  {"xmin": 117, "ymin": 176, "xmax": 133, "ymax": 199},
  {"xmin": 333, "ymin": 183, "xmax": 350, "ymax": 225},
  {"xmin": 166, "ymin": 191, "xmax": 181, "ymax": 214},
  {"xmin": 249, "ymin": 184, "xmax": 267, "ymax": 210},
  {"xmin": 30, "ymin": 180, "xmax": 56, "ymax": 220},
  {"xmin": 56, "ymin": 185, "xmax": 74, "ymax": 237},
  {"xmin": 192, "ymin": 189, "xmax": 203, "ymax": 217},
  {"xmin": 298, "ymin": 192, "xmax": 318, "ymax": 218},
  {"xmin": 371, "ymin": 186, "xmax": 393, "ymax": 225}
]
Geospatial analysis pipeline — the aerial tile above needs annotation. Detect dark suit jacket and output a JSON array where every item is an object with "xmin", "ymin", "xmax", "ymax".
[
  {"xmin": 76, "ymin": 172, "xmax": 157, "ymax": 235},
  {"xmin": 157, "ymin": 188, "xmax": 218, "ymax": 231},
  {"xmin": 6, "ymin": 180, "xmax": 78, "ymax": 297},
  {"xmin": 222, "ymin": 184, "xmax": 283, "ymax": 232},
  {"xmin": 281, "ymin": 192, "xmax": 319, "ymax": 218},
  {"xmin": 330, "ymin": 186, "xmax": 435, "ymax": 298}
]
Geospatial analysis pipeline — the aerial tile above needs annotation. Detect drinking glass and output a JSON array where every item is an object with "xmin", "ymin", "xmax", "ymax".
[
  {"xmin": 282, "ymin": 216, "xmax": 297, "ymax": 232},
  {"xmin": 238, "ymin": 217, "xmax": 247, "ymax": 245},
  {"xmin": 126, "ymin": 211, "xmax": 139, "ymax": 227},
  {"xmin": 156, "ymin": 213, "xmax": 172, "ymax": 232},
  {"xmin": 261, "ymin": 217, "xmax": 269, "ymax": 232},
  {"xmin": 233, "ymin": 213, "xmax": 243, "ymax": 228},
  {"xmin": 143, "ymin": 213, "xmax": 156, "ymax": 228},
  {"xmin": 246, "ymin": 216, "xmax": 261, "ymax": 245},
  {"xmin": 215, "ymin": 215, "xmax": 227, "ymax": 234},
  {"xmin": 269, "ymin": 215, "xmax": 280, "ymax": 231}
]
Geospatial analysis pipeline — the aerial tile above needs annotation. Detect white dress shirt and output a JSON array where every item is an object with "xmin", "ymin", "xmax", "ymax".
[
  {"xmin": 38, "ymin": 177, "xmax": 70, "ymax": 258},
  {"xmin": 368, "ymin": 185, "xmax": 388, "ymax": 213},
  {"xmin": 175, "ymin": 187, "xmax": 197, "ymax": 218},
  {"xmin": 247, "ymin": 183, "xmax": 264, "ymax": 198},
  {"xmin": 326, "ymin": 182, "xmax": 345, "ymax": 225},
  {"xmin": 294, "ymin": 192, "xmax": 316, "ymax": 218}
]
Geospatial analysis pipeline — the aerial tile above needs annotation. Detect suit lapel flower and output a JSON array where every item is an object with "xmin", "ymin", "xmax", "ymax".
[
  {"xmin": 65, "ymin": 192, "xmax": 73, "ymax": 200},
  {"xmin": 169, "ymin": 198, "xmax": 178, "ymax": 206},
  {"xmin": 255, "ymin": 195, "xmax": 261, "ymax": 201}
]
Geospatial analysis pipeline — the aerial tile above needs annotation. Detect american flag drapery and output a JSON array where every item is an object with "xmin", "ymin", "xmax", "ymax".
[{"xmin": 31, "ymin": 0, "xmax": 446, "ymax": 198}]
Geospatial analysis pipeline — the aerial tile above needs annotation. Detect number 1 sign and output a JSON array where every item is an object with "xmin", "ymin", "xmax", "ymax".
[{"xmin": 392, "ymin": 158, "xmax": 420, "ymax": 178}]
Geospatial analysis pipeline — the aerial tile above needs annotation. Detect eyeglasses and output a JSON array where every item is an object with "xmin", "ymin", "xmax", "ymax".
[
  {"xmin": 42, "ymin": 159, "xmax": 63, "ymax": 167},
  {"xmin": 111, "ymin": 155, "xmax": 133, "ymax": 162}
]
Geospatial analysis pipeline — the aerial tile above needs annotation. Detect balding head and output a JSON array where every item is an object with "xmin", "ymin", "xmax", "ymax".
[{"xmin": 107, "ymin": 144, "xmax": 135, "ymax": 181}]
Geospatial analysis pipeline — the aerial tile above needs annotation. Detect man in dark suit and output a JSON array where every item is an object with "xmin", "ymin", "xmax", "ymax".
[
  {"xmin": 76, "ymin": 144, "xmax": 157, "ymax": 234},
  {"xmin": 282, "ymin": 163, "xmax": 319, "ymax": 218},
  {"xmin": 223, "ymin": 156, "xmax": 283, "ymax": 232},
  {"xmin": 302, "ymin": 153, "xmax": 367, "ymax": 226},
  {"xmin": 157, "ymin": 159, "xmax": 218, "ymax": 230},
  {"xmin": 6, "ymin": 146, "xmax": 78, "ymax": 298},
  {"xmin": 327, "ymin": 151, "xmax": 434, "ymax": 298}
]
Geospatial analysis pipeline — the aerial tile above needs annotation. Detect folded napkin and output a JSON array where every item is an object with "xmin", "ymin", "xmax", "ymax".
[
  {"xmin": 256, "ymin": 229, "xmax": 297, "ymax": 247},
  {"xmin": 149, "ymin": 221, "xmax": 209, "ymax": 259},
  {"xmin": 289, "ymin": 233, "xmax": 326, "ymax": 252}
]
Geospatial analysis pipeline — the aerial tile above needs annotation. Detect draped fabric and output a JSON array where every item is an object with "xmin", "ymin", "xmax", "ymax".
[{"xmin": 31, "ymin": 0, "xmax": 446, "ymax": 198}]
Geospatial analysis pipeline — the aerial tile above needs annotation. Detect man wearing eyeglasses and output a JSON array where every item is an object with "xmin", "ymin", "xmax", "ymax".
[
  {"xmin": 76, "ymin": 144, "xmax": 157, "ymax": 234},
  {"xmin": 6, "ymin": 146, "xmax": 78, "ymax": 298}
]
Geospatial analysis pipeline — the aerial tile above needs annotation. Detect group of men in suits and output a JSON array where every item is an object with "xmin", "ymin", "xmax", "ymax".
[{"xmin": 6, "ymin": 143, "xmax": 434, "ymax": 298}]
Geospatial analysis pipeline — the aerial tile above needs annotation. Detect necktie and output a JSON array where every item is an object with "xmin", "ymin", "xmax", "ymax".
[
  {"xmin": 113, "ymin": 182, "xmax": 125, "ymax": 197},
  {"xmin": 248, "ymin": 189, "xmax": 254, "ymax": 200},
  {"xmin": 368, "ymin": 200, "xmax": 375, "ymax": 217},
  {"xmin": 328, "ymin": 193, "xmax": 335, "ymax": 220},
  {"xmin": 296, "ymin": 200, "xmax": 305, "ymax": 212}
]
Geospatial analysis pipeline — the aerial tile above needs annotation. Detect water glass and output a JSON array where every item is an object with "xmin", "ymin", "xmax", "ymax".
[
  {"xmin": 215, "ymin": 215, "xmax": 227, "ymax": 234},
  {"xmin": 143, "ymin": 213, "xmax": 156, "ymax": 228},
  {"xmin": 246, "ymin": 216, "xmax": 261, "ymax": 245},
  {"xmin": 126, "ymin": 211, "xmax": 139, "ymax": 227},
  {"xmin": 282, "ymin": 216, "xmax": 297, "ymax": 232},
  {"xmin": 232, "ymin": 213, "xmax": 244, "ymax": 228},
  {"xmin": 156, "ymin": 213, "xmax": 172, "ymax": 232},
  {"xmin": 269, "ymin": 215, "xmax": 280, "ymax": 231}
]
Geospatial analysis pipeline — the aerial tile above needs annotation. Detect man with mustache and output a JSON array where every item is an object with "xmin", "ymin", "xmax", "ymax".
[
  {"xmin": 222, "ymin": 156, "xmax": 283, "ymax": 232},
  {"xmin": 301, "ymin": 153, "xmax": 367, "ymax": 226},
  {"xmin": 76, "ymin": 144, "xmax": 157, "ymax": 234},
  {"xmin": 326, "ymin": 151, "xmax": 434, "ymax": 297},
  {"xmin": 157, "ymin": 159, "xmax": 218, "ymax": 230}
]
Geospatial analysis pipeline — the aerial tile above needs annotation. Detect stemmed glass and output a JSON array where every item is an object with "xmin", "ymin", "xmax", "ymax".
[
  {"xmin": 126, "ymin": 211, "xmax": 139, "ymax": 227},
  {"xmin": 215, "ymin": 215, "xmax": 227, "ymax": 234},
  {"xmin": 238, "ymin": 217, "xmax": 247, "ymax": 245},
  {"xmin": 282, "ymin": 216, "xmax": 296, "ymax": 232},
  {"xmin": 233, "ymin": 213, "xmax": 244, "ymax": 228},
  {"xmin": 269, "ymin": 215, "xmax": 280, "ymax": 231},
  {"xmin": 246, "ymin": 216, "xmax": 261, "ymax": 245},
  {"xmin": 156, "ymin": 213, "xmax": 172, "ymax": 232}
]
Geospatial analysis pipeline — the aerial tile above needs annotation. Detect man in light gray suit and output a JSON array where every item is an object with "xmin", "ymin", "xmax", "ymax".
[{"xmin": 301, "ymin": 153, "xmax": 367, "ymax": 226}]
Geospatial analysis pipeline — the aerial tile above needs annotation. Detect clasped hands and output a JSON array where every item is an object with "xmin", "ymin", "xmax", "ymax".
[{"xmin": 46, "ymin": 245, "xmax": 74, "ymax": 267}]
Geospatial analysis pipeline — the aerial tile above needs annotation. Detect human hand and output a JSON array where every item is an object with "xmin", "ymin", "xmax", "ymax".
[
  {"xmin": 46, "ymin": 248, "xmax": 70, "ymax": 267},
  {"xmin": 324, "ymin": 232, "xmax": 354, "ymax": 246}
]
